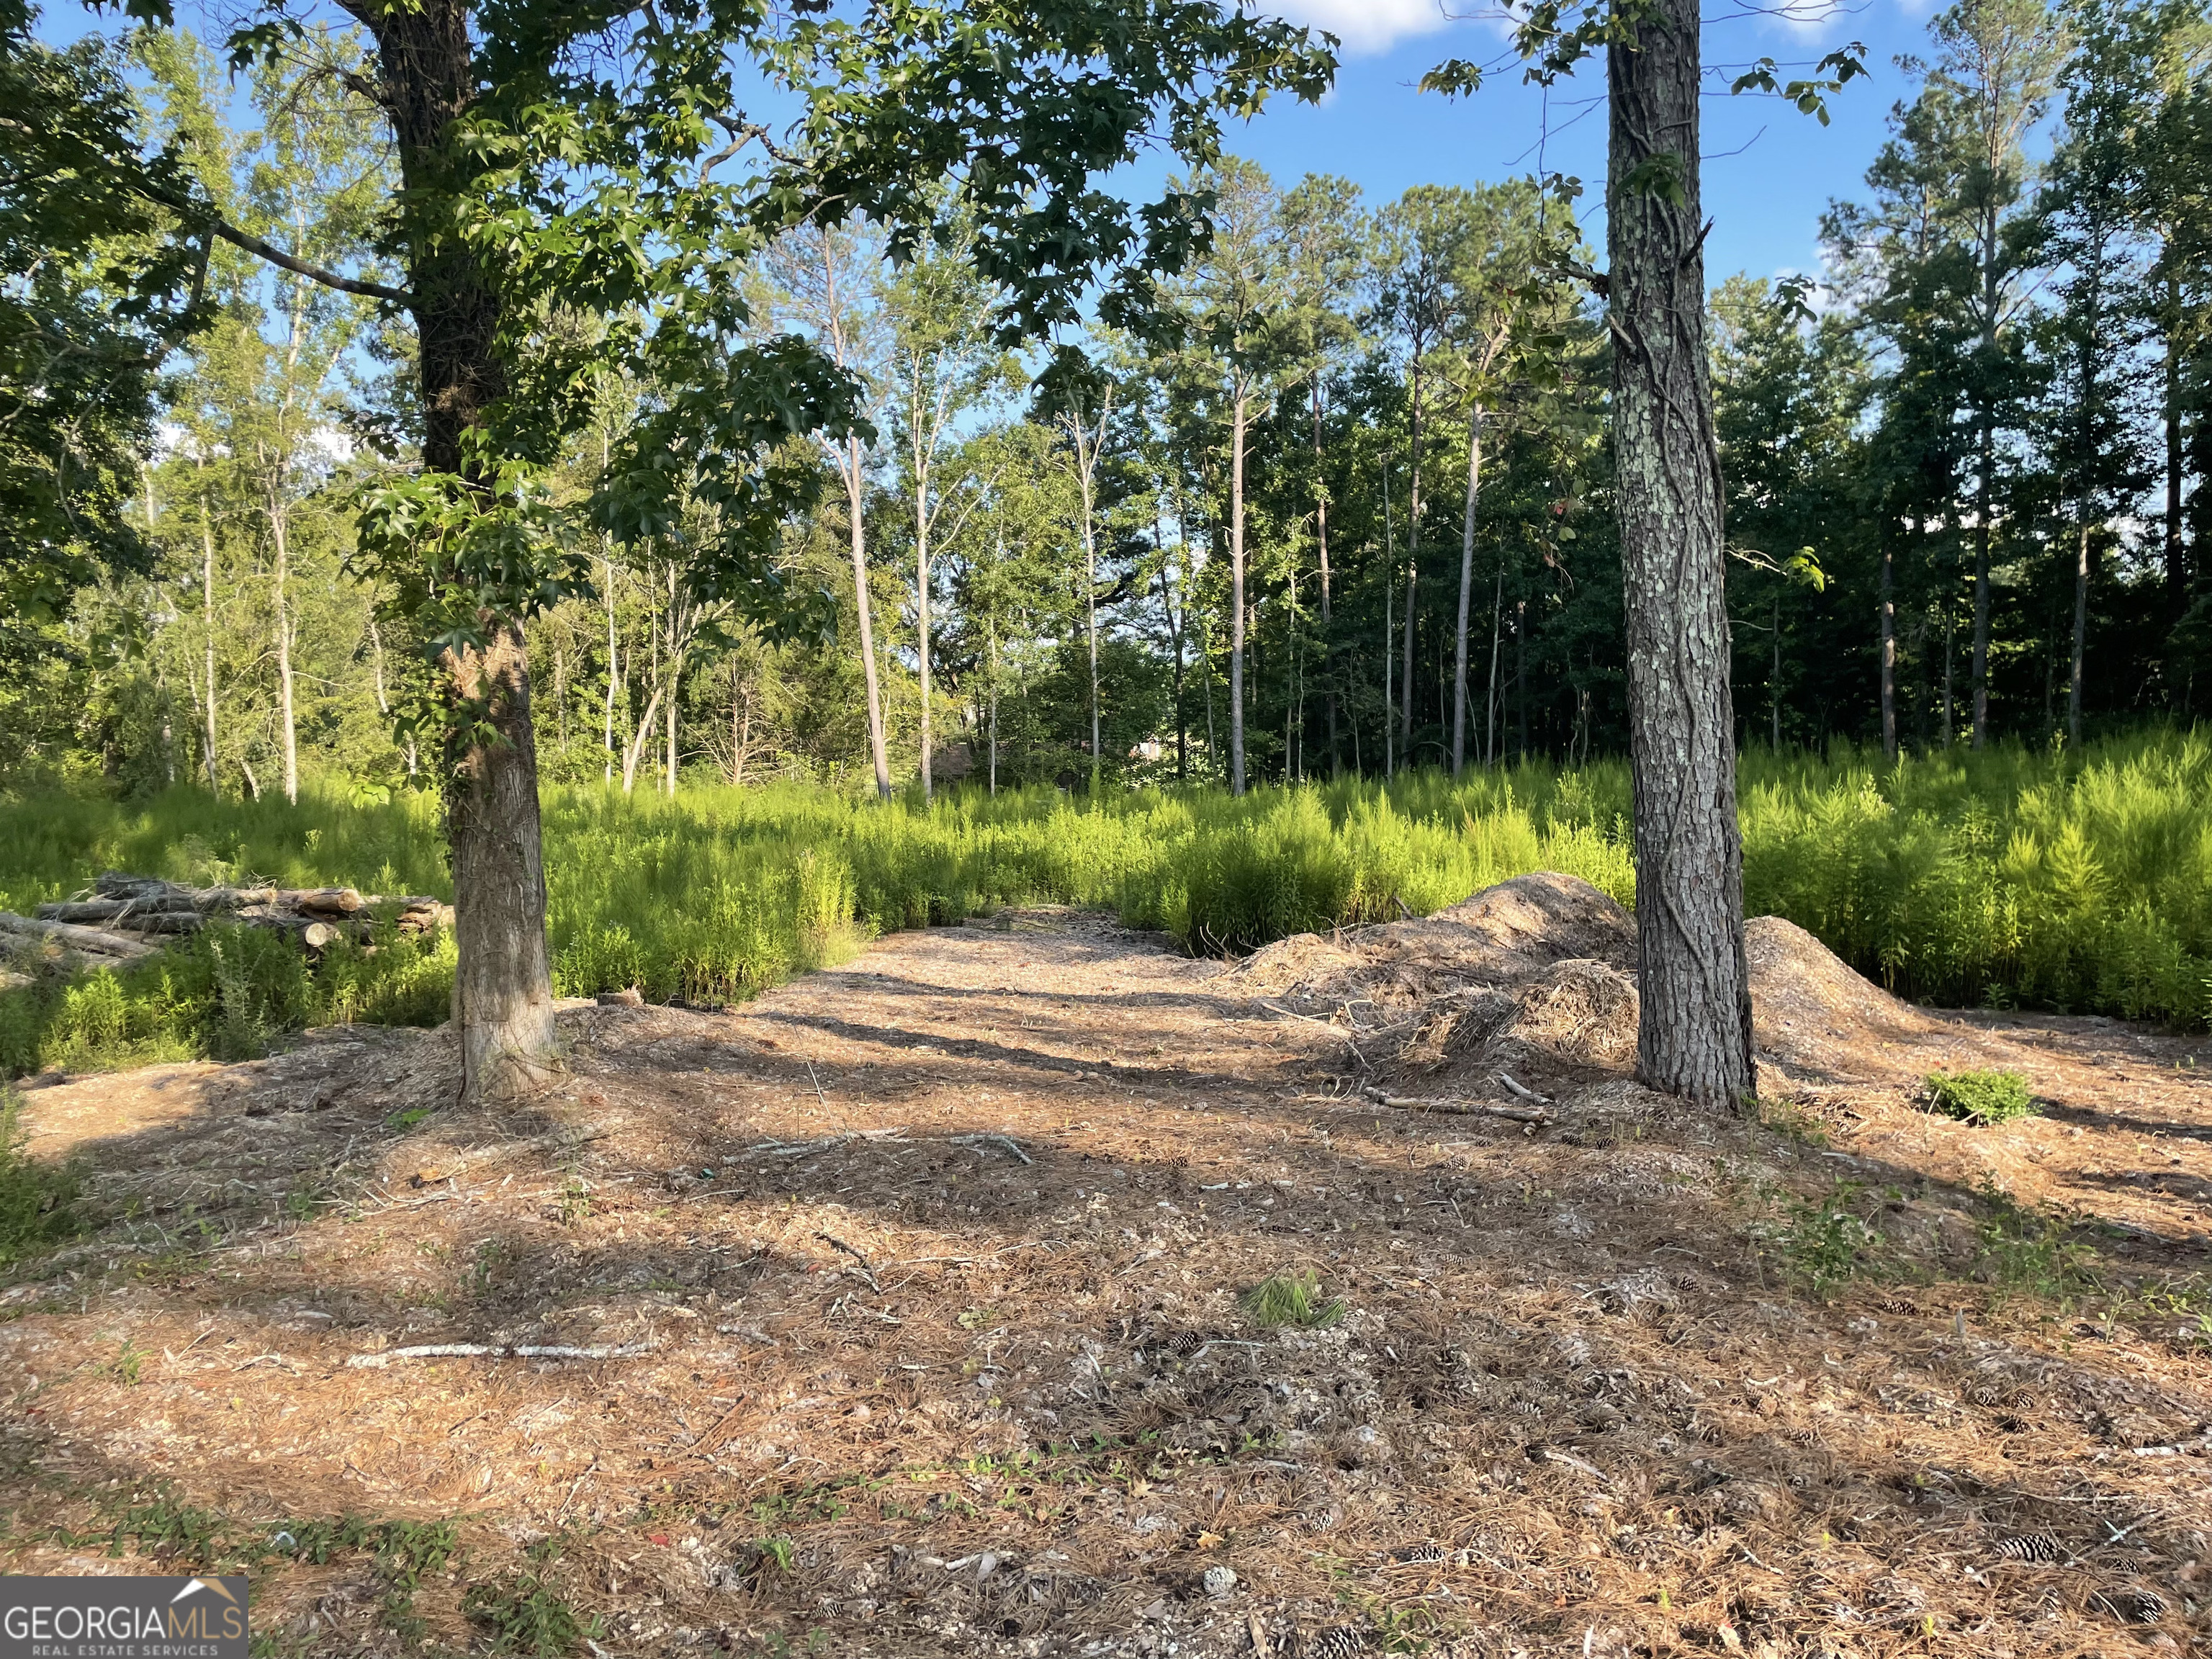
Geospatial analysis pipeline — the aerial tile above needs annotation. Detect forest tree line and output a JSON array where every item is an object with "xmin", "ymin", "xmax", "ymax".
[{"xmin": 7, "ymin": 0, "xmax": 2211, "ymax": 804}]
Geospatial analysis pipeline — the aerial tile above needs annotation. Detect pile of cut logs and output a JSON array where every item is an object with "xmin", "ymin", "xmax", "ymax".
[{"xmin": 0, "ymin": 872, "xmax": 452, "ymax": 964}]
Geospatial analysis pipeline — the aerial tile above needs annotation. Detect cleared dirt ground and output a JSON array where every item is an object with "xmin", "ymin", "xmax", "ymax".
[{"xmin": 4, "ymin": 878, "xmax": 2210, "ymax": 1658}]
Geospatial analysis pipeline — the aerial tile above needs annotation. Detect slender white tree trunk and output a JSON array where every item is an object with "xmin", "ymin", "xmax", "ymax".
[
  {"xmin": 271, "ymin": 482, "xmax": 298, "ymax": 805},
  {"xmin": 200, "ymin": 489, "xmax": 220, "ymax": 793},
  {"xmin": 849, "ymin": 440, "xmax": 893, "ymax": 800}
]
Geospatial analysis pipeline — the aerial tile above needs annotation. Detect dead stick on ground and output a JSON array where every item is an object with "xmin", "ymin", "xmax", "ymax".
[
  {"xmin": 1496, "ymin": 1071, "xmax": 1551, "ymax": 1106},
  {"xmin": 1358, "ymin": 1084, "xmax": 1549, "ymax": 1125},
  {"xmin": 347, "ymin": 1341, "xmax": 655, "ymax": 1369},
  {"xmin": 804, "ymin": 1060, "xmax": 829, "ymax": 1110},
  {"xmin": 948, "ymin": 1133, "xmax": 1033, "ymax": 1164},
  {"xmin": 814, "ymin": 1231, "xmax": 881, "ymax": 1291}
]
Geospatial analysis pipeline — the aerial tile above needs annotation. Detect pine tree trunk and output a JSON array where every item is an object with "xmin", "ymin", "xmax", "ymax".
[
  {"xmin": 1402, "ymin": 372, "xmax": 1421, "ymax": 756},
  {"xmin": 2164, "ymin": 286, "xmax": 2187, "ymax": 632},
  {"xmin": 1972, "ymin": 423, "xmax": 1994, "ymax": 748},
  {"xmin": 1879, "ymin": 532, "xmax": 1897, "ymax": 759},
  {"xmin": 1312, "ymin": 375, "xmax": 1337, "ymax": 773},
  {"xmin": 1382, "ymin": 462, "xmax": 1395, "ymax": 778},
  {"xmin": 1451, "ymin": 405, "xmax": 1484, "ymax": 774},
  {"xmin": 1228, "ymin": 389, "xmax": 1248, "ymax": 796},
  {"xmin": 1485, "ymin": 557, "xmax": 1503, "ymax": 766},
  {"xmin": 443, "ymin": 621, "xmax": 557, "ymax": 1095},
  {"xmin": 2068, "ymin": 523, "xmax": 2088, "ymax": 744},
  {"xmin": 1607, "ymin": 0, "xmax": 1755, "ymax": 1107}
]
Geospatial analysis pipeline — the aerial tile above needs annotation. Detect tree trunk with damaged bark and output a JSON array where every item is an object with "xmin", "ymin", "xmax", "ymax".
[
  {"xmin": 366, "ymin": 0, "xmax": 556, "ymax": 1097},
  {"xmin": 1606, "ymin": 0, "xmax": 1755, "ymax": 1107}
]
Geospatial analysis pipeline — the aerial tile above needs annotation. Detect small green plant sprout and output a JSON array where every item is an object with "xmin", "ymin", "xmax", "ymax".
[
  {"xmin": 1758, "ymin": 1181, "xmax": 1881, "ymax": 1298},
  {"xmin": 109, "ymin": 1339, "xmax": 145, "ymax": 1385},
  {"xmin": 1924, "ymin": 1069, "xmax": 2036, "ymax": 1124},
  {"xmin": 1241, "ymin": 1269, "xmax": 1344, "ymax": 1329}
]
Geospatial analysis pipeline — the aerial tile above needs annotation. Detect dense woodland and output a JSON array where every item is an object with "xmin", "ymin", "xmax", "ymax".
[{"xmin": 5, "ymin": 0, "xmax": 2210, "ymax": 808}]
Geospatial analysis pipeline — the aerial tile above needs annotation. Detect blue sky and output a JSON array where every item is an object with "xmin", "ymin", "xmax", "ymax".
[
  {"xmin": 42, "ymin": 0, "xmax": 1958, "ymax": 291},
  {"xmin": 1219, "ymin": 0, "xmax": 1956, "ymax": 285}
]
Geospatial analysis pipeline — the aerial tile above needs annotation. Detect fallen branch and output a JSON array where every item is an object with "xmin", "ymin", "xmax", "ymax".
[
  {"xmin": 1496, "ymin": 1071, "xmax": 1552, "ymax": 1106},
  {"xmin": 1358, "ymin": 1084, "xmax": 1549, "ymax": 1124},
  {"xmin": 0, "ymin": 911, "xmax": 154, "ymax": 959},
  {"xmin": 948, "ymin": 1133, "xmax": 1033, "ymax": 1164},
  {"xmin": 347, "ymin": 1341, "xmax": 655, "ymax": 1369},
  {"xmin": 814, "ymin": 1231, "xmax": 881, "ymax": 1290}
]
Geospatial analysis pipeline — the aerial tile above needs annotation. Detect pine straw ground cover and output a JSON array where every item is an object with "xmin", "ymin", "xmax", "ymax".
[{"xmin": 1, "ymin": 885, "xmax": 2208, "ymax": 1659}]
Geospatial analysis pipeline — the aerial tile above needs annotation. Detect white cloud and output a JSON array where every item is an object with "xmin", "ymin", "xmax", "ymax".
[{"xmin": 1256, "ymin": 0, "xmax": 1457, "ymax": 56}]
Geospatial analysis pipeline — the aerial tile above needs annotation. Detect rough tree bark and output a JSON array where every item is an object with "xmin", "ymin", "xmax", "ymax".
[
  {"xmin": 1879, "ymin": 529, "xmax": 1897, "ymax": 760},
  {"xmin": 367, "ymin": 0, "xmax": 557, "ymax": 1097},
  {"xmin": 2068, "ymin": 523, "xmax": 2089, "ymax": 744},
  {"xmin": 1228, "ymin": 387, "xmax": 1249, "ymax": 795},
  {"xmin": 1607, "ymin": 0, "xmax": 1755, "ymax": 1107}
]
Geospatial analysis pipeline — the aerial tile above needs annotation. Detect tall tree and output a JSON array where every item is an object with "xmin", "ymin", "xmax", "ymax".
[
  {"xmin": 1928, "ymin": 0, "xmax": 2069, "ymax": 745},
  {"xmin": 71, "ymin": 0, "xmax": 1331, "ymax": 1098},
  {"xmin": 1374, "ymin": 186, "xmax": 1473, "ymax": 759},
  {"xmin": 1276, "ymin": 174, "xmax": 1364, "ymax": 772},
  {"xmin": 886, "ymin": 208, "xmax": 1012, "ymax": 799},
  {"xmin": 758, "ymin": 224, "xmax": 896, "ymax": 800},
  {"xmin": 1184, "ymin": 157, "xmax": 1282, "ymax": 796}
]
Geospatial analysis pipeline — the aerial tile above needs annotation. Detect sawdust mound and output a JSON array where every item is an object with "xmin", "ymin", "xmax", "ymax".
[
  {"xmin": 1238, "ymin": 871, "xmax": 1635, "ymax": 1018},
  {"xmin": 1743, "ymin": 913, "xmax": 1951, "ymax": 1069},
  {"xmin": 1249, "ymin": 874, "xmax": 2010, "ymax": 1103}
]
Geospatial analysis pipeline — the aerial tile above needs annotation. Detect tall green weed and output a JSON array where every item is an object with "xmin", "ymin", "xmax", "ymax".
[{"xmin": 2, "ymin": 725, "xmax": 2206, "ymax": 1079}]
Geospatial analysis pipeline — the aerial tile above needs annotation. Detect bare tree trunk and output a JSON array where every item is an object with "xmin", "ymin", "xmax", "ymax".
[
  {"xmin": 1608, "ymin": 0, "xmax": 1755, "ymax": 1107},
  {"xmin": 444, "ymin": 621, "xmax": 557, "ymax": 1097},
  {"xmin": 1879, "ymin": 531, "xmax": 1897, "ymax": 759},
  {"xmin": 1228, "ymin": 388, "xmax": 1249, "ymax": 795},
  {"xmin": 1403, "ymin": 368, "xmax": 1422, "ymax": 756},
  {"xmin": 1771, "ymin": 592, "xmax": 1781, "ymax": 750},
  {"xmin": 1084, "ymin": 474, "xmax": 1101, "ymax": 797},
  {"xmin": 1972, "ymin": 422, "xmax": 1994, "ymax": 748},
  {"xmin": 271, "ymin": 488, "xmax": 298, "ymax": 805},
  {"xmin": 917, "ymin": 501, "xmax": 933, "ymax": 801},
  {"xmin": 369, "ymin": 0, "xmax": 556, "ymax": 1096},
  {"xmin": 1382, "ymin": 462, "xmax": 1395, "ymax": 779},
  {"xmin": 199, "ymin": 487, "xmax": 220, "ymax": 793},
  {"xmin": 665, "ymin": 655, "xmax": 679, "ymax": 795},
  {"xmin": 1156, "ymin": 552, "xmax": 1189, "ymax": 782},
  {"xmin": 1485, "ymin": 556, "xmax": 1503, "ymax": 767},
  {"xmin": 847, "ymin": 439, "xmax": 893, "ymax": 800},
  {"xmin": 2068, "ymin": 523, "xmax": 2089, "ymax": 744},
  {"xmin": 2164, "ymin": 283, "xmax": 2187, "ymax": 633},
  {"xmin": 1451, "ymin": 405, "xmax": 1485, "ymax": 774},
  {"xmin": 1312, "ymin": 375, "xmax": 1336, "ymax": 773},
  {"xmin": 603, "ymin": 556, "xmax": 618, "ymax": 783}
]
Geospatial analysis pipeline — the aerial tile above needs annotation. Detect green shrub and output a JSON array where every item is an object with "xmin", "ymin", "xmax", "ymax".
[
  {"xmin": 1761, "ymin": 1181, "xmax": 1883, "ymax": 1298},
  {"xmin": 1924, "ymin": 1069, "xmax": 2036, "ymax": 1124}
]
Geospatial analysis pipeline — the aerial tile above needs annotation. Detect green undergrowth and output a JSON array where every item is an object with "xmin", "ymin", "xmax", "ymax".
[
  {"xmin": 37, "ymin": 1486, "xmax": 462, "ymax": 1653},
  {"xmin": 3, "ymin": 726, "xmax": 2208, "ymax": 1077},
  {"xmin": 0, "ymin": 917, "xmax": 453, "ymax": 1078},
  {"xmin": 1925, "ymin": 1068, "xmax": 2036, "ymax": 1124}
]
